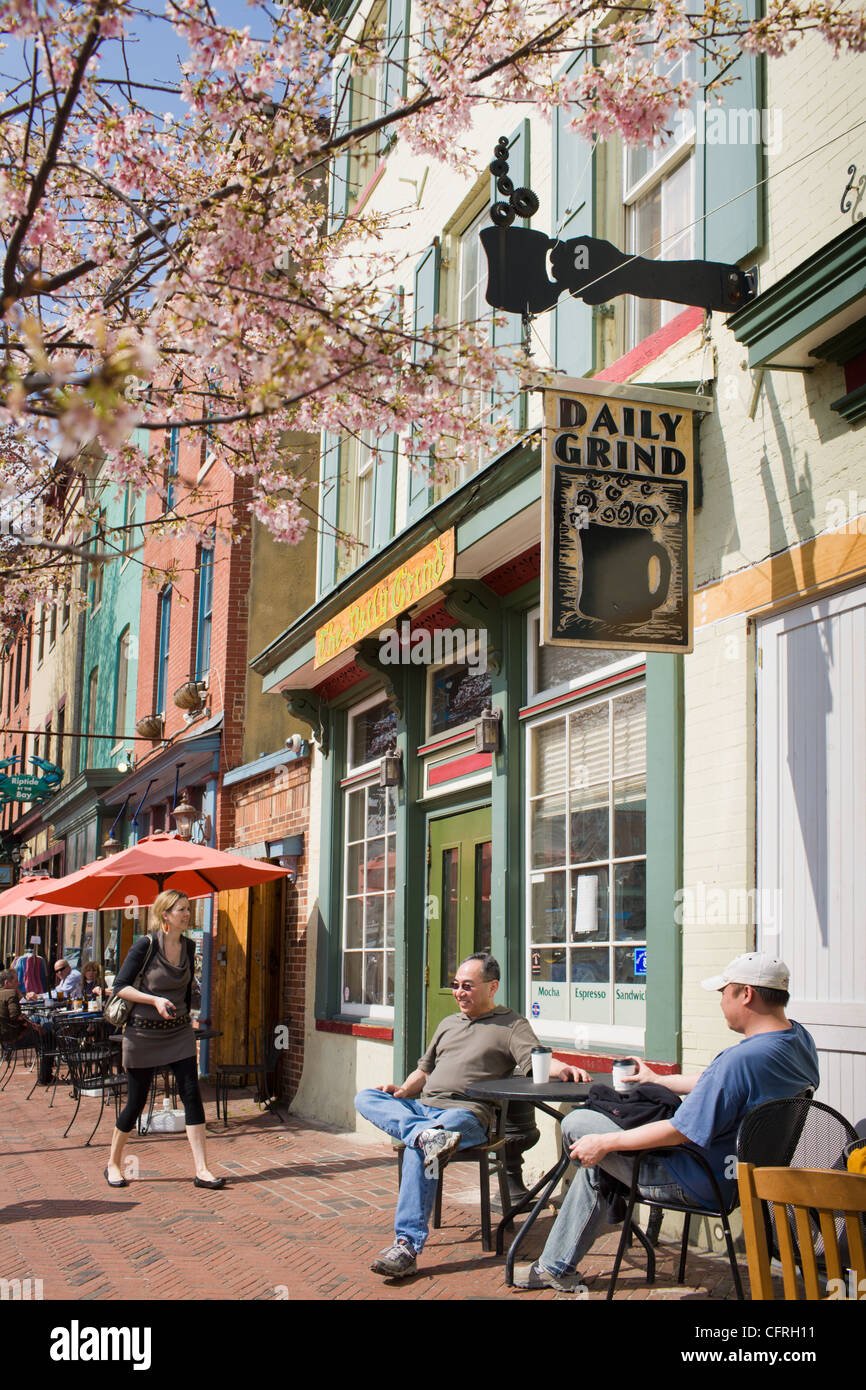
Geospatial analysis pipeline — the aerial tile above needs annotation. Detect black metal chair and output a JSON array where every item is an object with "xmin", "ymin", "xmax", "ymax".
[
  {"xmin": 606, "ymin": 1142, "xmax": 746, "ymax": 1299},
  {"xmin": 393, "ymin": 1104, "xmax": 512, "ymax": 1253},
  {"xmin": 0, "ymin": 1019, "xmax": 24, "ymax": 1089},
  {"xmin": 22, "ymin": 1018, "xmax": 63, "ymax": 1100},
  {"xmin": 58, "ymin": 1032, "xmax": 127, "ymax": 1145},
  {"xmin": 605, "ymin": 1090, "xmax": 821, "ymax": 1300},
  {"xmin": 736, "ymin": 1096, "xmax": 859, "ymax": 1278},
  {"xmin": 214, "ymin": 1023, "xmax": 283, "ymax": 1127}
]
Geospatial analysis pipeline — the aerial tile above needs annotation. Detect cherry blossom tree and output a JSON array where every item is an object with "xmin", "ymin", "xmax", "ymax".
[{"xmin": 0, "ymin": 0, "xmax": 863, "ymax": 633}]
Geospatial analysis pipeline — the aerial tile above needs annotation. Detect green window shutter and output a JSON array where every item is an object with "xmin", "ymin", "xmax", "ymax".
[
  {"xmin": 317, "ymin": 430, "xmax": 341, "ymax": 596},
  {"xmin": 372, "ymin": 291, "xmax": 403, "ymax": 549},
  {"xmin": 408, "ymin": 243, "xmax": 440, "ymax": 524},
  {"xmin": 553, "ymin": 64, "xmax": 595, "ymax": 378},
  {"xmin": 698, "ymin": 0, "xmax": 764, "ymax": 264},
  {"xmin": 384, "ymin": 0, "xmax": 411, "ymax": 112},
  {"xmin": 490, "ymin": 119, "xmax": 530, "ymax": 430},
  {"xmin": 329, "ymin": 57, "xmax": 352, "ymax": 232}
]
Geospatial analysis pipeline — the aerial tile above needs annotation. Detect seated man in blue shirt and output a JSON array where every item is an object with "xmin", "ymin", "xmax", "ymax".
[
  {"xmin": 53, "ymin": 959, "xmax": 83, "ymax": 1001},
  {"xmin": 514, "ymin": 953, "xmax": 820, "ymax": 1292}
]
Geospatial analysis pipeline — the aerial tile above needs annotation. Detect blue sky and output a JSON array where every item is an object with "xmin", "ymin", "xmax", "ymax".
[{"xmin": 1, "ymin": 2, "xmax": 287, "ymax": 116}]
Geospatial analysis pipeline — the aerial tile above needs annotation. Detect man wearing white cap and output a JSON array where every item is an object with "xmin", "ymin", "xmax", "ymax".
[{"xmin": 514, "ymin": 952, "xmax": 819, "ymax": 1292}]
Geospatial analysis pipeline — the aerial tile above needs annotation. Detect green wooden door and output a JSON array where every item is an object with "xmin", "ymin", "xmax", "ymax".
[{"xmin": 426, "ymin": 807, "xmax": 492, "ymax": 1044}]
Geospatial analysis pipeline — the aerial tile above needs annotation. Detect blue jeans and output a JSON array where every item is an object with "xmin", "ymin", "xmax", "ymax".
[
  {"xmin": 539, "ymin": 1109, "xmax": 695, "ymax": 1279},
  {"xmin": 354, "ymin": 1089, "xmax": 488, "ymax": 1253}
]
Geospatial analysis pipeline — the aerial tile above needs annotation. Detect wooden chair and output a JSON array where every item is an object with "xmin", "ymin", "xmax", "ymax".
[{"xmin": 738, "ymin": 1163, "xmax": 866, "ymax": 1299}]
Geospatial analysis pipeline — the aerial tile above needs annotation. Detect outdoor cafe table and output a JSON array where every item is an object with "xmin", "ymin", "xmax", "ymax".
[{"xmin": 466, "ymin": 1076, "xmax": 591, "ymax": 1285}]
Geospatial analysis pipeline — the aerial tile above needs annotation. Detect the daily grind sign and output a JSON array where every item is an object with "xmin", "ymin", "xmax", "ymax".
[{"xmin": 541, "ymin": 379, "xmax": 712, "ymax": 654}]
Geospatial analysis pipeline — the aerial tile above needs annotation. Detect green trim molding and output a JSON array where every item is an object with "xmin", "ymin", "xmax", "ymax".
[
  {"xmin": 251, "ymin": 433, "xmax": 540, "ymax": 684},
  {"xmin": 728, "ymin": 219, "xmax": 866, "ymax": 368},
  {"xmin": 829, "ymin": 381, "xmax": 866, "ymax": 425},
  {"xmin": 644, "ymin": 652, "xmax": 684, "ymax": 1064}
]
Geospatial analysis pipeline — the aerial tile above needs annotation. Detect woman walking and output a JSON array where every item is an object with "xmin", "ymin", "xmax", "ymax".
[{"xmin": 105, "ymin": 890, "xmax": 226, "ymax": 1190}]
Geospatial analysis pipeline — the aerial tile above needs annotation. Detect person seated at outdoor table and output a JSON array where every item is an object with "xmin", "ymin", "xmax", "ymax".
[
  {"xmin": 0, "ymin": 968, "xmax": 45, "ymax": 1051},
  {"xmin": 105, "ymin": 890, "xmax": 226, "ymax": 1191},
  {"xmin": 81, "ymin": 960, "xmax": 106, "ymax": 1003},
  {"xmin": 53, "ymin": 958, "xmax": 83, "ymax": 1002},
  {"xmin": 512, "ymin": 953, "xmax": 820, "ymax": 1293},
  {"xmin": 354, "ymin": 952, "xmax": 589, "ymax": 1280}
]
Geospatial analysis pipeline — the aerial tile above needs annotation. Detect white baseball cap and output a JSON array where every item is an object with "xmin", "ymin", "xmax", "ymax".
[{"xmin": 701, "ymin": 952, "xmax": 790, "ymax": 992}]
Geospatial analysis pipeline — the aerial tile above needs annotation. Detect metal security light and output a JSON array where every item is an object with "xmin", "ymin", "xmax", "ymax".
[
  {"xmin": 278, "ymin": 853, "xmax": 300, "ymax": 884},
  {"xmin": 474, "ymin": 707, "xmax": 503, "ymax": 754}
]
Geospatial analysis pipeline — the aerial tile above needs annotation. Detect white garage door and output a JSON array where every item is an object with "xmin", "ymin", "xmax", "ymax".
[{"xmin": 757, "ymin": 584, "xmax": 866, "ymax": 1125}]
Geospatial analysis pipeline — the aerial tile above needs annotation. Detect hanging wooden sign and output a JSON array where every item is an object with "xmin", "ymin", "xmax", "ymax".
[{"xmin": 541, "ymin": 379, "xmax": 712, "ymax": 654}]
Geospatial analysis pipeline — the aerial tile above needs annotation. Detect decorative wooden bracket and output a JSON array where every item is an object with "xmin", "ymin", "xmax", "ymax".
[
  {"xmin": 443, "ymin": 579, "xmax": 502, "ymax": 675},
  {"xmin": 354, "ymin": 638, "xmax": 406, "ymax": 720},
  {"xmin": 283, "ymin": 689, "xmax": 331, "ymax": 757}
]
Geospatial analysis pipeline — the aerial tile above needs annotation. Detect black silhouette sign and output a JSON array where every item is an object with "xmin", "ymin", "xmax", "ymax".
[
  {"xmin": 541, "ymin": 382, "xmax": 710, "ymax": 653},
  {"xmin": 481, "ymin": 137, "xmax": 756, "ymax": 317}
]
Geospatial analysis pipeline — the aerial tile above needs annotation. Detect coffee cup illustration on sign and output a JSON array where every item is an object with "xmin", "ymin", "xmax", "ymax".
[{"xmin": 578, "ymin": 523, "xmax": 671, "ymax": 625}]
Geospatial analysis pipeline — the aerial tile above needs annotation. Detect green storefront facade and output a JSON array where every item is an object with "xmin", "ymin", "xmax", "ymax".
[{"xmin": 254, "ymin": 434, "xmax": 683, "ymax": 1107}]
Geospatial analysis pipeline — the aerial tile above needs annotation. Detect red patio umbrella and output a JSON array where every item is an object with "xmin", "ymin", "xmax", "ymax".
[
  {"xmin": 26, "ymin": 832, "xmax": 290, "ymax": 912},
  {"xmin": 0, "ymin": 875, "xmax": 60, "ymax": 918}
]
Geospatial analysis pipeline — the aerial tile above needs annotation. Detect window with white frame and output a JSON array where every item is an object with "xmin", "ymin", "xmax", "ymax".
[
  {"xmin": 525, "ymin": 615, "xmax": 647, "ymax": 1045},
  {"xmin": 347, "ymin": 0, "xmax": 387, "ymax": 202},
  {"xmin": 341, "ymin": 694, "xmax": 398, "ymax": 1015},
  {"xmin": 623, "ymin": 43, "xmax": 696, "ymax": 350},
  {"xmin": 432, "ymin": 199, "xmax": 494, "ymax": 500},
  {"xmin": 336, "ymin": 431, "xmax": 376, "ymax": 582},
  {"xmin": 426, "ymin": 637, "xmax": 493, "ymax": 742},
  {"xmin": 450, "ymin": 202, "xmax": 494, "ymax": 492}
]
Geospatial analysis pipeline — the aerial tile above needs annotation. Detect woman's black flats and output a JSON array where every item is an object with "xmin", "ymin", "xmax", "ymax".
[
  {"xmin": 104, "ymin": 1167, "xmax": 129, "ymax": 1188},
  {"xmin": 193, "ymin": 1176, "xmax": 227, "ymax": 1189}
]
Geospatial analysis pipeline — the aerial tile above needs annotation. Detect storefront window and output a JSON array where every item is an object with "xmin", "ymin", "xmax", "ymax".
[
  {"xmin": 526, "ymin": 670, "xmax": 647, "ymax": 1044},
  {"xmin": 348, "ymin": 695, "xmax": 396, "ymax": 770},
  {"xmin": 428, "ymin": 659, "xmax": 492, "ymax": 737},
  {"xmin": 342, "ymin": 781, "xmax": 396, "ymax": 1013}
]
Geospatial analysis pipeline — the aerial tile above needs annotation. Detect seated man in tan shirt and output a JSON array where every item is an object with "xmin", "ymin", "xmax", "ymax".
[{"xmin": 355, "ymin": 952, "xmax": 587, "ymax": 1279}]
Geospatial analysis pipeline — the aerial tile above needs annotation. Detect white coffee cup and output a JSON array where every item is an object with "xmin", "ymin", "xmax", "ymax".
[
  {"xmin": 531, "ymin": 1046, "xmax": 552, "ymax": 1083},
  {"xmin": 612, "ymin": 1059, "xmax": 638, "ymax": 1093}
]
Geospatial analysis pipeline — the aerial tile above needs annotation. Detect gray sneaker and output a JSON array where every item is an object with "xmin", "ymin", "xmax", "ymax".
[
  {"xmin": 370, "ymin": 1241, "xmax": 417, "ymax": 1278},
  {"xmin": 417, "ymin": 1127, "xmax": 462, "ymax": 1175},
  {"xmin": 512, "ymin": 1262, "xmax": 586, "ymax": 1293}
]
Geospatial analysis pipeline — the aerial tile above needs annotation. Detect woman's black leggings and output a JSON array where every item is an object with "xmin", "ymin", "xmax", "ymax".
[{"xmin": 115, "ymin": 1055, "xmax": 205, "ymax": 1133}]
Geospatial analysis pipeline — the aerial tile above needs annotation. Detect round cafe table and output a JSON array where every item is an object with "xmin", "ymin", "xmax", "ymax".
[{"xmin": 466, "ymin": 1076, "xmax": 591, "ymax": 1284}]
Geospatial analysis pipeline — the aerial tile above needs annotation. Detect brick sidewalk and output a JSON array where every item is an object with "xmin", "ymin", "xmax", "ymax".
[{"xmin": 0, "ymin": 1064, "xmax": 740, "ymax": 1302}]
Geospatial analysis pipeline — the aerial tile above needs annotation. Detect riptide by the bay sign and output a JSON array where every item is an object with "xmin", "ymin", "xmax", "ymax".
[{"xmin": 540, "ymin": 378, "xmax": 713, "ymax": 654}]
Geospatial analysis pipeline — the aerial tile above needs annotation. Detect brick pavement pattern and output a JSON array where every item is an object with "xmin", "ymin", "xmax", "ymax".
[{"xmin": 0, "ymin": 1067, "xmax": 742, "ymax": 1301}]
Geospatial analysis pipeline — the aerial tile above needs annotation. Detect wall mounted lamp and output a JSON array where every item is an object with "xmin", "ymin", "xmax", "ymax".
[
  {"xmin": 379, "ymin": 749, "xmax": 403, "ymax": 788},
  {"xmin": 170, "ymin": 796, "xmax": 212, "ymax": 843},
  {"xmin": 474, "ymin": 707, "xmax": 503, "ymax": 754}
]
